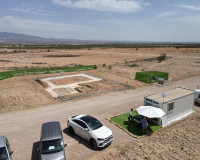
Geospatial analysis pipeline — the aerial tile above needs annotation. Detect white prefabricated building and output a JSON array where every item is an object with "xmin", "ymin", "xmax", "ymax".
[{"xmin": 144, "ymin": 87, "xmax": 195, "ymax": 126}]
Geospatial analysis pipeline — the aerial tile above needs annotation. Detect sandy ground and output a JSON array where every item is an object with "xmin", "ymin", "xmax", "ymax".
[
  {"xmin": 49, "ymin": 76, "xmax": 90, "ymax": 85},
  {"xmin": 0, "ymin": 47, "xmax": 200, "ymax": 159},
  {"xmin": 0, "ymin": 70, "xmax": 143, "ymax": 113},
  {"xmin": 62, "ymin": 80, "xmax": 130, "ymax": 99},
  {"xmin": 0, "ymin": 47, "xmax": 200, "ymax": 113},
  {"xmin": 0, "ymin": 48, "xmax": 200, "ymax": 81},
  {"xmin": 0, "ymin": 76, "xmax": 199, "ymax": 160}
]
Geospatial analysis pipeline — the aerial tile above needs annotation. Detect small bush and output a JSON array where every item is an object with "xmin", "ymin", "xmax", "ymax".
[
  {"xmin": 108, "ymin": 65, "xmax": 112, "ymax": 69},
  {"xmin": 124, "ymin": 60, "xmax": 129, "ymax": 65},
  {"xmin": 102, "ymin": 63, "xmax": 106, "ymax": 67},
  {"xmin": 158, "ymin": 53, "xmax": 166, "ymax": 63},
  {"xmin": 129, "ymin": 63, "xmax": 138, "ymax": 67}
]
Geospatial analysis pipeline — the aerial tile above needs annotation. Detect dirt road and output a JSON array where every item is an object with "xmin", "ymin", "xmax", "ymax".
[{"xmin": 0, "ymin": 76, "xmax": 200, "ymax": 160}]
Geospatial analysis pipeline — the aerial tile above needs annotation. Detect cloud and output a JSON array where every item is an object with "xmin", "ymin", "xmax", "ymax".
[
  {"xmin": 179, "ymin": 4, "xmax": 200, "ymax": 11},
  {"xmin": 21, "ymin": 3, "xmax": 29, "ymax": 6},
  {"xmin": 167, "ymin": 15, "xmax": 200, "ymax": 25},
  {"xmin": 152, "ymin": 10, "xmax": 200, "ymax": 25},
  {"xmin": 11, "ymin": 8, "xmax": 30, "ymax": 13},
  {"xmin": 11, "ymin": 7, "xmax": 54, "ymax": 16},
  {"xmin": 144, "ymin": 3, "xmax": 150, "ymax": 7},
  {"xmin": 0, "ymin": 16, "xmax": 91, "ymax": 38},
  {"xmin": 52, "ymin": 0, "xmax": 149, "ymax": 13},
  {"xmin": 152, "ymin": 11, "xmax": 177, "ymax": 19}
]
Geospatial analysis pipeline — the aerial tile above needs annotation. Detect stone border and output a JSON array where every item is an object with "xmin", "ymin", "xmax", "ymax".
[
  {"xmin": 59, "ymin": 73, "xmax": 132, "ymax": 101},
  {"xmin": 41, "ymin": 73, "xmax": 102, "ymax": 98}
]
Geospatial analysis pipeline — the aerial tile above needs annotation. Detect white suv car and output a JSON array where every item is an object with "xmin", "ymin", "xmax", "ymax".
[{"xmin": 67, "ymin": 115, "xmax": 113, "ymax": 149}]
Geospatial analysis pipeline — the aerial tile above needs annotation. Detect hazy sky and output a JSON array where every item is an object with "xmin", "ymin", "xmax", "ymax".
[{"xmin": 0, "ymin": 0, "xmax": 200, "ymax": 42}]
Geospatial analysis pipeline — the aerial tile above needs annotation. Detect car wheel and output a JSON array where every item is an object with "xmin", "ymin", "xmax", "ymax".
[
  {"xmin": 69, "ymin": 126, "xmax": 75, "ymax": 135},
  {"xmin": 90, "ymin": 139, "xmax": 97, "ymax": 149}
]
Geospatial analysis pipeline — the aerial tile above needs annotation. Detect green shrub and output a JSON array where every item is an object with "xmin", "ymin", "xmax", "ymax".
[{"xmin": 158, "ymin": 53, "xmax": 166, "ymax": 63}]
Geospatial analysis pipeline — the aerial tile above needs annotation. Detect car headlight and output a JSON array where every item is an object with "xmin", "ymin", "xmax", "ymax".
[{"xmin": 97, "ymin": 138, "xmax": 104, "ymax": 141}]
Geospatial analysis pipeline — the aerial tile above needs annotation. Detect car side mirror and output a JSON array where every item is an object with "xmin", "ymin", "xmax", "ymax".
[
  {"xmin": 10, "ymin": 151, "xmax": 14, "ymax": 155},
  {"xmin": 64, "ymin": 143, "xmax": 67, "ymax": 147},
  {"xmin": 37, "ymin": 148, "xmax": 40, "ymax": 152},
  {"xmin": 85, "ymin": 128, "xmax": 89, "ymax": 131}
]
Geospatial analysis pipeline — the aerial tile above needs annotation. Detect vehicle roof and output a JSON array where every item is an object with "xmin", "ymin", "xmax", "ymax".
[
  {"xmin": 71, "ymin": 114, "xmax": 96, "ymax": 121},
  {"xmin": 80, "ymin": 115, "xmax": 97, "ymax": 124},
  {"xmin": 41, "ymin": 121, "xmax": 62, "ymax": 141},
  {"xmin": 71, "ymin": 114, "xmax": 86, "ymax": 119},
  {"xmin": 0, "ymin": 136, "xmax": 6, "ymax": 148}
]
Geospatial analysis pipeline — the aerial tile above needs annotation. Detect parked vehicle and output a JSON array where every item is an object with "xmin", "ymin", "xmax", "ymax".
[
  {"xmin": 0, "ymin": 136, "xmax": 14, "ymax": 160},
  {"xmin": 38, "ymin": 121, "xmax": 67, "ymax": 160},
  {"xmin": 194, "ymin": 89, "xmax": 200, "ymax": 104},
  {"xmin": 67, "ymin": 114, "xmax": 113, "ymax": 149}
]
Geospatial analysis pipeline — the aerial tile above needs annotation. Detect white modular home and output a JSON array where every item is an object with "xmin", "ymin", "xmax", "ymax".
[{"xmin": 144, "ymin": 87, "xmax": 195, "ymax": 126}]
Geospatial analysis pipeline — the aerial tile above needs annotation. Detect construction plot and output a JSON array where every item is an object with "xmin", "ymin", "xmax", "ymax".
[{"xmin": 41, "ymin": 73, "xmax": 131, "ymax": 100}]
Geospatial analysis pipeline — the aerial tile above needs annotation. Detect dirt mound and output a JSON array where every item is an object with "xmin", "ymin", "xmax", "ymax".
[{"xmin": 0, "ymin": 75, "xmax": 59, "ymax": 113}]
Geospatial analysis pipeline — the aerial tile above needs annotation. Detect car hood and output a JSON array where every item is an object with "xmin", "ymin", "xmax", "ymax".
[
  {"xmin": 90, "ymin": 126, "xmax": 112, "ymax": 138},
  {"xmin": 41, "ymin": 150, "xmax": 65, "ymax": 160}
]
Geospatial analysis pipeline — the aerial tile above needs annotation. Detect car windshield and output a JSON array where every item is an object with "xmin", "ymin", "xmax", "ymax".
[
  {"xmin": 0, "ymin": 147, "xmax": 8, "ymax": 160},
  {"xmin": 41, "ymin": 139, "xmax": 64, "ymax": 154},
  {"xmin": 80, "ymin": 115, "xmax": 103, "ymax": 130}
]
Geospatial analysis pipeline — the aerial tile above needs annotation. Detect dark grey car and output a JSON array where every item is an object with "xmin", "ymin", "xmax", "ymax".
[
  {"xmin": 38, "ymin": 121, "xmax": 67, "ymax": 160},
  {"xmin": 0, "ymin": 136, "xmax": 13, "ymax": 160}
]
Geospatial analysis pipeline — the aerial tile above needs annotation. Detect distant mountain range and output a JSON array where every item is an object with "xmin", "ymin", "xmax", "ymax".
[
  {"xmin": 0, "ymin": 32, "xmax": 199, "ymax": 45},
  {"xmin": 0, "ymin": 32, "xmax": 93, "ymax": 44}
]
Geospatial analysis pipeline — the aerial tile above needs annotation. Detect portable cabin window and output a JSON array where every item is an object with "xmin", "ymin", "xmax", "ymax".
[
  {"xmin": 152, "ymin": 101, "xmax": 159, "ymax": 107},
  {"xmin": 146, "ymin": 99, "xmax": 159, "ymax": 107},
  {"xmin": 168, "ymin": 102, "xmax": 174, "ymax": 113},
  {"xmin": 146, "ymin": 99, "xmax": 152, "ymax": 106}
]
